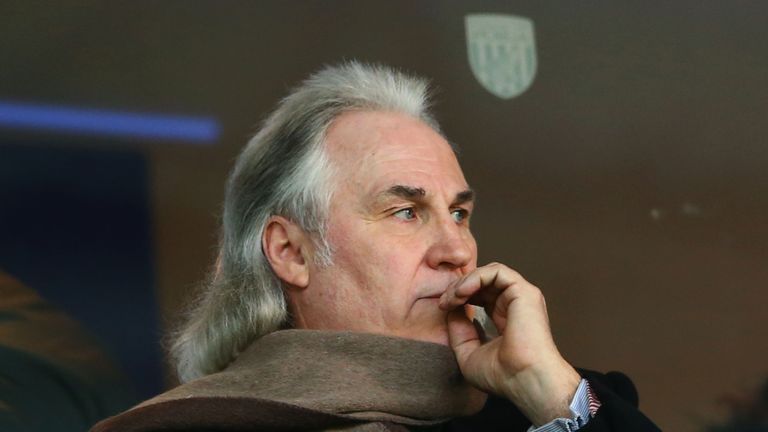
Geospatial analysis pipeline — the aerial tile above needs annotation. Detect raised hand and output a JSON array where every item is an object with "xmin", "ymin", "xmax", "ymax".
[{"xmin": 439, "ymin": 263, "xmax": 581, "ymax": 427}]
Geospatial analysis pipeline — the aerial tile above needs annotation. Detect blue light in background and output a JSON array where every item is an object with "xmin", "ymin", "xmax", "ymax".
[{"xmin": 0, "ymin": 101, "xmax": 220, "ymax": 143}]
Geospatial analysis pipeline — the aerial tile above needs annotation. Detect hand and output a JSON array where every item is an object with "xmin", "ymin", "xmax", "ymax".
[{"xmin": 439, "ymin": 263, "xmax": 581, "ymax": 426}]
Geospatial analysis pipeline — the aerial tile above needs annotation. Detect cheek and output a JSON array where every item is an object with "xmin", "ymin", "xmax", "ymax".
[
  {"xmin": 326, "ymin": 216, "xmax": 393, "ymax": 265},
  {"xmin": 381, "ymin": 242, "xmax": 418, "ymax": 275},
  {"xmin": 325, "ymin": 222, "xmax": 381, "ymax": 285}
]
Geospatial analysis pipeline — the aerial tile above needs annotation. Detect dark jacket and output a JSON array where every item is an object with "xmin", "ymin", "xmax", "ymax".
[{"xmin": 447, "ymin": 369, "xmax": 660, "ymax": 431}]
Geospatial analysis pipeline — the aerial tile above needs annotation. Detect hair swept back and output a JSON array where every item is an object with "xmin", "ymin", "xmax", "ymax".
[{"xmin": 170, "ymin": 61, "xmax": 442, "ymax": 383}]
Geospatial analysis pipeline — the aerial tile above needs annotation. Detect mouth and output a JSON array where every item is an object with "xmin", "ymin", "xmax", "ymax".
[
  {"xmin": 417, "ymin": 281, "xmax": 459, "ymax": 302},
  {"xmin": 418, "ymin": 293, "xmax": 444, "ymax": 301},
  {"xmin": 414, "ymin": 277, "xmax": 462, "ymax": 304}
]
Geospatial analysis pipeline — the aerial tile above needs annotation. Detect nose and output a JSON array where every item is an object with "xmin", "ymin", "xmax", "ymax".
[{"xmin": 425, "ymin": 215, "xmax": 475, "ymax": 272}]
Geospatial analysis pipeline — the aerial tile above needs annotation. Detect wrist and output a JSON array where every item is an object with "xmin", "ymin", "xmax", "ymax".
[{"xmin": 502, "ymin": 358, "xmax": 581, "ymax": 427}]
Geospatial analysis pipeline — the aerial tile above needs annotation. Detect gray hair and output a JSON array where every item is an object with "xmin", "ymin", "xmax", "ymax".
[{"xmin": 170, "ymin": 61, "xmax": 441, "ymax": 383}]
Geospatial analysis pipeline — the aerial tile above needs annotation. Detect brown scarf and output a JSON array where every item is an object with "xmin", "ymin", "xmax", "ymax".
[{"xmin": 92, "ymin": 330, "xmax": 487, "ymax": 431}]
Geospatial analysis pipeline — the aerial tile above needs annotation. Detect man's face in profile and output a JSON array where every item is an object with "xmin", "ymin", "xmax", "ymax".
[{"xmin": 299, "ymin": 110, "xmax": 478, "ymax": 345}]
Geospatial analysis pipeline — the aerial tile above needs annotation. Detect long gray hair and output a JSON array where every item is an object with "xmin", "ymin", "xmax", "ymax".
[{"xmin": 171, "ymin": 61, "xmax": 441, "ymax": 383}]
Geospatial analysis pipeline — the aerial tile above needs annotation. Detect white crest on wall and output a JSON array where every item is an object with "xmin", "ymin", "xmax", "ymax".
[{"xmin": 465, "ymin": 13, "xmax": 537, "ymax": 99}]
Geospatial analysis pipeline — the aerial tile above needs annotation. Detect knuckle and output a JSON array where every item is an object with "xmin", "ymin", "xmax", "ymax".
[
  {"xmin": 486, "ymin": 262, "xmax": 519, "ymax": 277},
  {"xmin": 531, "ymin": 286, "xmax": 546, "ymax": 304},
  {"xmin": 488, "ymin": 261, "xmax": 507, "ymax": 270},
  {"xmin": 497, "ymin": 263, "xmax": 520, "ymax": 278},
  {"xmin": 517, "ymin": 280, "xmax": 543, "ymax": 298}
]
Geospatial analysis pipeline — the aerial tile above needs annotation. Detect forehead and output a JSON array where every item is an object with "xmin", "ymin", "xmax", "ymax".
[{"xmin": 324, "ymin": 110, "xmax": 467, "ymax": 194}]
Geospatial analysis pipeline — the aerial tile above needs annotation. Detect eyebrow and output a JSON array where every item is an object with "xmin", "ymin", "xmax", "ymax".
[
  {"xmin": 378, "ymin": 184, "xmax": 475, "ymax": 206},
  {"xmin": 386, "ymin": 185, "xmax": 426, "ymax": 199},
  {"xmin": 453, "ymin": 189, "xmax": 475, "ymax": 206}
]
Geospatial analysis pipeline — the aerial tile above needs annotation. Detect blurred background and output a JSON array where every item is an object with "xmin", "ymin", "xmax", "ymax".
[{"xmin": 1, "ymin": 1, "xmax": 766, "ymax": 430}]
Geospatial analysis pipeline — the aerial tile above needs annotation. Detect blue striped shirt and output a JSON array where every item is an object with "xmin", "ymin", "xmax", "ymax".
[{"xmin": 527, "ymin": 379, "xmax": 598, "ymax": 432}]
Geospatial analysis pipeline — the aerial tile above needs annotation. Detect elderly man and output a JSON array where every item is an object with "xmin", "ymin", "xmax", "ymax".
[{"xmin": 93, "ymin": 62, "xmax": 659, "ymax": 431}]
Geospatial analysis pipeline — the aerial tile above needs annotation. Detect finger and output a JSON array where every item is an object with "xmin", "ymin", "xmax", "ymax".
[
  {"xmin": 446, "ymin": 306, "xmax": 482, "ymax": 368},
  {"xmin": 440, "ymin": 270, "xmax": 491, "ymax": 309},
  {"xmin": 441, "ymin": 264, "xmax": 518, "ymax": 310}
]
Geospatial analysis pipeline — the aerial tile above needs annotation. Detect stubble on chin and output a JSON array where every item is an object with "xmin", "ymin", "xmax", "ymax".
[{"xmin": 400, "ymin": 307, "xmax": 451, "ymax": 346}]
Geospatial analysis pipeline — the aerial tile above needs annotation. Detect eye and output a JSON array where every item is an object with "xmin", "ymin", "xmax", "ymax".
[
  {"xmin": 393, "ymin": 207, "xmax": 417, "ymax": 221},
  {"xmin": 451, "ymin": 208, "xmax": 469, "ymax": 223}
]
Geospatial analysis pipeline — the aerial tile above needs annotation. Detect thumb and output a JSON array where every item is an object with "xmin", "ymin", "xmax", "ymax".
[{"xmin": 447, "ymin": 306, "xmax": 482, "ymax": 367}]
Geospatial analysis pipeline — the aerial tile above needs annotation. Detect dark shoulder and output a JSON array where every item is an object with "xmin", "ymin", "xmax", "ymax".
[{"xmin": 578, "ymin": 368, "xmax": 640, "ymax": 407}]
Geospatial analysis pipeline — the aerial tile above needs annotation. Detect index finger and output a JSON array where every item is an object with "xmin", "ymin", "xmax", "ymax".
[{"xmin": 439, "ymin": 263, "xmax": 520, "ymax": 310}]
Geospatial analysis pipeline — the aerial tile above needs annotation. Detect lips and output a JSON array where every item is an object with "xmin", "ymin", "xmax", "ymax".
[
  {"xmin": 418, "ymin": 284, "xmax": 457, "ymax": 300},
  {"xmin": 418, "ymin": 288, "xmax": 447, "ymax": 299}
]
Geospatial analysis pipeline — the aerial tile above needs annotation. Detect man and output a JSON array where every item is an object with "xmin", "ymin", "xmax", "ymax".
[{"xmin": 93, "ymin": 62, "xmax": 659, "ymax": 431}]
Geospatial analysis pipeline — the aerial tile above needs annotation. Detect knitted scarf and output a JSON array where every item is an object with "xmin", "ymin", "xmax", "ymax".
[{"xmin": 91, "ymin": 329, "xmax": 487, "ymax": 431}]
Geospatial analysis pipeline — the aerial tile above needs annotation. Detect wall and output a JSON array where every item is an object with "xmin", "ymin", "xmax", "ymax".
[{"xmin": 2, "ymin": 2, "xmax": 767, "ymax": 429}]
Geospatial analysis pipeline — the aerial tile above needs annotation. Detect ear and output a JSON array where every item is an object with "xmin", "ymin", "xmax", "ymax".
[{"xmin": 262, "ymin": 216, "xmax": 310, "ymax": 289}]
